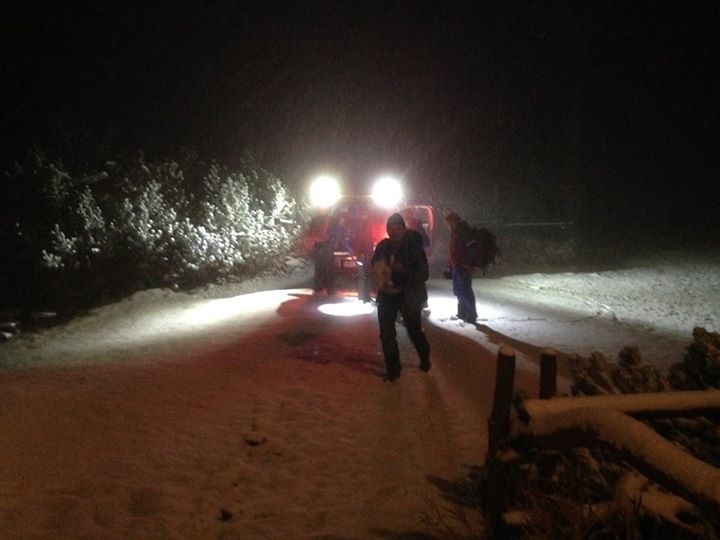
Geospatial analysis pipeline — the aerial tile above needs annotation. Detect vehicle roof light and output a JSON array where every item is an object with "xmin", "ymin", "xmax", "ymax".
[
  {"xmin": 371, "ymin": 176, "xmax": 402, "ymax": 208},
  {"xmin": 309, "ymin": 175, "xmax": 341, "ymax": 208}
]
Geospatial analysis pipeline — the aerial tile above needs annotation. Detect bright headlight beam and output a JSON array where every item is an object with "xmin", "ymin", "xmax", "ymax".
[
  {"xmin": 371, "ymin": 176, "xmax": 403, "ymax": 208},
  {"xmin": 309, "ymin": 175, "xmax": 341, "ymax": 208},
  {"xmin": 25, "ymin": 289, "xmax": 304, "ymax": 364}
]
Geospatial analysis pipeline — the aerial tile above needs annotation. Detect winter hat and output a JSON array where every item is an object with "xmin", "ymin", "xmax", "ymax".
[{"xmin": 386, "ymin": 213, "xmax": 406, "ymax": 227}]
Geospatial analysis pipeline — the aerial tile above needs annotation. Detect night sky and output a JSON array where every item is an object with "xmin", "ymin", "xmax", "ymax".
[{"xmin": 3, "ymin": 1, "xmax": 719, "ymax": 238}]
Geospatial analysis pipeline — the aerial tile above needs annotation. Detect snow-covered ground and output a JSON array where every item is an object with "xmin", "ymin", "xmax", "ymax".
[
  {"xmin": 439, "ymin": 249, "xmax": 720, "ymax": 373},
  {"xmin": 3, "ymin": 250, "xmax": 717, "ymax": 372},
  {"xmin": 0, "ymin": 250, "xmax": 718, "ymax": 538}
]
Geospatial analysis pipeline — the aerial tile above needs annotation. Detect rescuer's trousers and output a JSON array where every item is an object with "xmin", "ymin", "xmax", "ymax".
[
  {"xmin": 452, "ymin": 266, "xmax": 477, "ymax": 322},
  {"xmin": 377, "ymin": 291, "xmax": 430, "ymax": 378}
]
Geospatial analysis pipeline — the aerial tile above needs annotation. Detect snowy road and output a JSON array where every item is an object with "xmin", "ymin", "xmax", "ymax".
[
  {"xmin": 0, "ymin": 287, "xmax": 537, "ymax": 538},
  {"xmin": 0, "ymin": 253, "xmax": 718, "ymax": 537},
  {"xmin": 426, "ymin": 252, "xmax": 720, "ymax": 374}
]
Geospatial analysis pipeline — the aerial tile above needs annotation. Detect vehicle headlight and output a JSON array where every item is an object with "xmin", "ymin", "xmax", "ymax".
[
  {"xmin": 371, "ymin": 175, "xmax": 402, "ymax": 208},
  {"xmin": 309, "ymin": 175, "xmax": 341, "ymax": 208}
]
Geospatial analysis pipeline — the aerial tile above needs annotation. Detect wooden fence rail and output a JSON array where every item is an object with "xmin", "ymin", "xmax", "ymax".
[{"xmin": 484, "ymin": 345, "xmax": 720, "ymax": 536}]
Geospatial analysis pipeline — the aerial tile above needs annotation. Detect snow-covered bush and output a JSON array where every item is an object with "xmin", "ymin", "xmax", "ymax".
[
  {"xmin": 669, "ymin": 328, "xmax": 720, "ymax": 391},
  {"xmin": 1, "ymin": 148, "xmax": 108, "ymax": 307},
  {"xmin": 1, "ymin": 148, "xmax": 302, "ymax": 310}
]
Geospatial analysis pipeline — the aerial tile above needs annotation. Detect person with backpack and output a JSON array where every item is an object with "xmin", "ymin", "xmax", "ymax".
[
  {"xmin": 444, "ymin": 212, "xmax": 478, "ymax": 323},
  {"xmin": 371, "ymin": 213, "xmax": 431, "ymax": 381}
]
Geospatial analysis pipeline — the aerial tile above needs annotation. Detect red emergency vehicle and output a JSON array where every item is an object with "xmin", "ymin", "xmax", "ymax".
[{"xmin": 306, "ymin": 175, "xmax": 435, "ymax": 300}]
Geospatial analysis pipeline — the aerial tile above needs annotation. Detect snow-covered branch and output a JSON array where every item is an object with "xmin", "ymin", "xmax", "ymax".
[
  {"xmin": 518, "ymin": 389, "xmax": 720, "ymax": 422},
  {"xmin": 515, "ymin": 407, "xmax": 720, "ymax": 511}
]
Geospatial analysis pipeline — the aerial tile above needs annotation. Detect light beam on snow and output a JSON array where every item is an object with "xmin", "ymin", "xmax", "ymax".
[
  {"xmin": 176, "ymin": 290, "xmax": 288, "ymax": 326},
  {"xmin": 426, "ymin": 292, "xmax": 504, "ymax": 321},
  {"xmin": 317, "ymin": 298, "xmax": 375, "ymax": 317},
  {"xmin": 26, "ymin": 289, "xmax": 305, "ymax": 362}
]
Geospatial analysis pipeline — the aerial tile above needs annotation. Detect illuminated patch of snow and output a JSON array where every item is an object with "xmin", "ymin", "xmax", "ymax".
[{"xmin": 317, "ymin": 299, "xmax": 376, "ymax": 317}]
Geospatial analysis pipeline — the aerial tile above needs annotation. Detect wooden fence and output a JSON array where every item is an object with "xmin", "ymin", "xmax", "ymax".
[{"xmin": 485, "ymin": 345, "xmax": 720, "ymax": 536}]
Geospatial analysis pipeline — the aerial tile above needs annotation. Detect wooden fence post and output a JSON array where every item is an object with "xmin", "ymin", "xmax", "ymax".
[
  {"xmin": 485, "ymin": 344, "xmax": 516, "ymax": 537},
  {"xmin": 488, "ymin": 344, "xmax": 516, "ymax": 454},
  {"xmin": 539, "ymin": 347, "xmax": 557, "ymax": 399}
]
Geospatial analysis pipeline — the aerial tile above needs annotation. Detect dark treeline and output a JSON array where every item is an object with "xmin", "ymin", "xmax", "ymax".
[{"xmin": 2, "ymin": 2, "xmax": 718, "ymax": 287}]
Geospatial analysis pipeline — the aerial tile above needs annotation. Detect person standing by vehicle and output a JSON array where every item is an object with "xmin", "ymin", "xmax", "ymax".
[
  {"xmin": 444, "ymin": 212, "xmax": 478, "ymax": 323},
  {"xmin": 371, "ymin": 213, "xmax": 431, "ymax": 381},
  {"xmin": 314, "ymin": 213, "xmax": 350, "ymax": 295}
]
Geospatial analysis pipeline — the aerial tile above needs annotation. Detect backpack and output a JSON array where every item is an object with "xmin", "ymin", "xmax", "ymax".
[{"xmin": 465, "ymin": 227, "xmax": 498, "ymax": 272}]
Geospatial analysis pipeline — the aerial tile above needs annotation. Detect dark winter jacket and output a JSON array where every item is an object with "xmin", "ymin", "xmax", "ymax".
[{"xmin": 371, "ymin": 229, "xmax": 428, "ymax": 307}]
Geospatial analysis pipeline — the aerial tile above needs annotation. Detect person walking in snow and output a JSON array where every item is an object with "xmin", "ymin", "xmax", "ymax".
[
  {"xmin": 371, "ymin": 213, "xmax": 431, "ymax": 381},
  {"xmin": 444, "ymin": 212, "xmax": 478, "ymax": 323}
]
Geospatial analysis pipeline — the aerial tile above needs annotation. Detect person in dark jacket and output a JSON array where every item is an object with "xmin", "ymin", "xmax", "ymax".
[
  {"xmin": 371, "ymin": 213, "xmax": 431, "ymax": 381},
  {"xmin": 314, "ymin": 213, "xmax": 352, "ymax": 295},
  {"xmin": 444, "ymin": 212, "xmax": 478, "ymax": 323}
]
